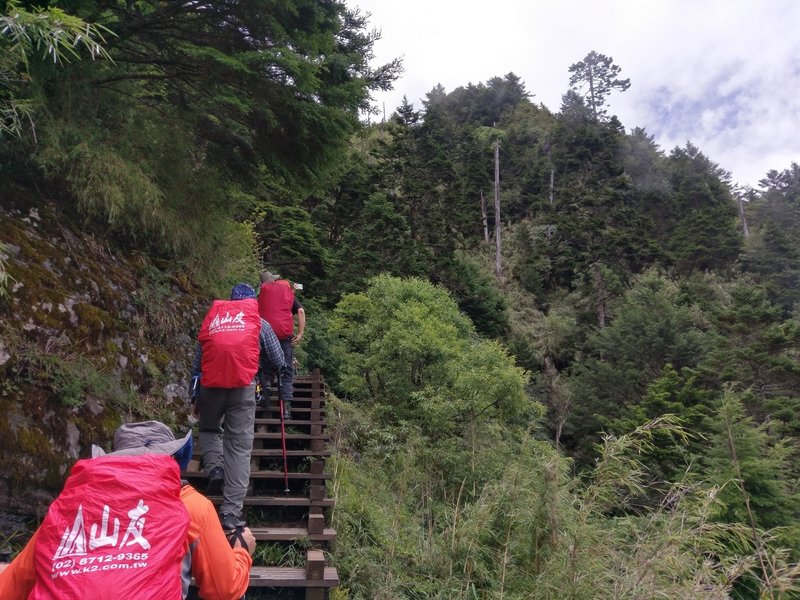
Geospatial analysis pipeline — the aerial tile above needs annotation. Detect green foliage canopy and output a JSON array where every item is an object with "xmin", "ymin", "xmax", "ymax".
[
  {"xmin": 330, "ymin": 275, "xmax": 535, "ymax": 433},
  {"xmin": 0, "ymin": 0, "xmax": 110, "ymax": 139}
]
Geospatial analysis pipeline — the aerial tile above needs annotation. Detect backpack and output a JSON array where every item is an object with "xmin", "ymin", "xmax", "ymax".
[
  {"xmin": 30, "ymin": 454, "xmax": 189, "ymax": 599},
  {"xmin": 198, "ymin": 298, "xmax": 261, "ymax": 388},
  {"xmin": 257, "ymin": 280, "xmax": 295, "ymax": 340}
]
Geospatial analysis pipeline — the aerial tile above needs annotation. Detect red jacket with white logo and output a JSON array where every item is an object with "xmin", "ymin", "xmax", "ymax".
[
  {"xmin": 257, "ymin": 280, "xmax": 295, "ymax": 341},
  {"xmin": 197, "ymin": 298, "xmax": 261, "ymax": 388}
]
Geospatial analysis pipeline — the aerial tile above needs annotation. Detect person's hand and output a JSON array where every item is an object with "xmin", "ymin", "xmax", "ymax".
[
  {"xmin": 291, "ymin": 333, "xmax": 303, "ymax": 347},
  {"xmin": 235, "ymin": 527, "xmax": 256, "ymax": 556}
]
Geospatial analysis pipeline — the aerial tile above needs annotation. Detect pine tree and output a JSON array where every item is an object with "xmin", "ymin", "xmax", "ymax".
[
  {"xmin": 741, "ymin": 163, "xmax": 800, "ymax": 313},
  {"xmin": 699, "ymin": 281, "xmax": 800, "ymax": 441},
  {"xmin": 568, "ymin": 51, "xmax": 631, "ymax": 122},
  {"xmin": 664, "ymin": 144, "xmax": 742, "ymax": 273},
  {"xmin": 701, "ymin": 389, "xmax": 800, "ymax": 595}
]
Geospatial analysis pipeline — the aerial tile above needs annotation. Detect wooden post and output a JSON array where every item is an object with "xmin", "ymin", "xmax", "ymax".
[
  {"xmin": 309, "ymin": 484, "xmax": 325, "ymax": 501},
  {"xmin": 494, "ymin": 140, "xmax": 502, "ymax": 277},
  {"xmin": 308, "ymin": 513, "xmax": 325, "ymax": 534},
  {"xmin": 306, "ymin": 550, "xmax": 325, "ymax": 579},
  {"xmin": 306, "ymin": 589, "xmax": 324, "ymax": 600}
]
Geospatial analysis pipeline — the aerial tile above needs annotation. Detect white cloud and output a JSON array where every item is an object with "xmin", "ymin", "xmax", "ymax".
[{"xmin": 352, "ymin": 0, "xmax": 800, "ymax": 187}]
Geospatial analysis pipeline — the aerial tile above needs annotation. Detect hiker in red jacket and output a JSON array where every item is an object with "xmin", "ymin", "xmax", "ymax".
[
  {"xmin": 257, "ymin": 271, "xmax": 305, "ymax": 419},
  {"xmin": 191, "ymin": 283, "xmax": 287, "ymax": 532},
  {"xmin": 0, "ymin": 420, "xmax": 255, "ymax": 600}
]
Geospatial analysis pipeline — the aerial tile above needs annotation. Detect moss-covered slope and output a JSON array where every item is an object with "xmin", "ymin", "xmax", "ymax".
[{"xmin": 0, "ymin": 181, "xmax": 203, "ymax": 515}]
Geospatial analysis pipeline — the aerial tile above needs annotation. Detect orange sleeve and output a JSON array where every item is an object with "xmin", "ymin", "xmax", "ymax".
[
  {"xmin": 0, "ymin": 529, "xmax": 39, "ymax": 599},
  {"xmin": 181, "ymin": 485, "xmax": 252, "ymax": 600}
]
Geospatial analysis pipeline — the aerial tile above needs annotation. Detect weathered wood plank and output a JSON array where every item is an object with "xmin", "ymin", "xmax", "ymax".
[
  {"xmin": 247, "ymin": 566, "xmax": 339, "ymax": 587},
  {"xmin": 205, "ymin": 496, "xmax": 335, "ymax": 507},
  {"xmin": 253, "ymin": 432, "xmax": 329, "ymax": 440},
  {"xmin": 250, "ymin": 526, "xmax": 336, "ymax": 542},
  {"xmin": 194, "ymin": 448, "xmax": 331, "ymax": 458},
  {"xmin": 184, "ymin": 470, "xmax": 331, "ymax": 480}
]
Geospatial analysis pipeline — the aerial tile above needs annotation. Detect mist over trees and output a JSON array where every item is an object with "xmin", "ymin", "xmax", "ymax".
[{"xmin": 1, "ymin": 4, "xmax": 799, "ymax": 596}]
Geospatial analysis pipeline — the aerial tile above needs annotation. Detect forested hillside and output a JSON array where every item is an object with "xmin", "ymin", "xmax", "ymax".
[{"xmin": 1, "ymin": 2, "xmax": 798, "ymax": 599}]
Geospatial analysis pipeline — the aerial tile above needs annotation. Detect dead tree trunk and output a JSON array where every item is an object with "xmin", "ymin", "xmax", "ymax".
[
  {"xmin": 548, "ymin": 145, "xmax": 555, "ymax": 204},
  {"xmin": 591, "ymin": 262, "xmax": 607, "ymax": 329},
  {"xmin": 544, "ymin": 356, "xmax": 570, "ymax": 449},
  {"xmin": 494, "ymin": 140, "xmax": 502, "ymax": 277},
  {"xmin": 480, "ymin": 190, "xmax": 489, "ymax": 241},
  {"xmin": 738, "ymin": 194, "xmax": 750, "ymax": 239}
]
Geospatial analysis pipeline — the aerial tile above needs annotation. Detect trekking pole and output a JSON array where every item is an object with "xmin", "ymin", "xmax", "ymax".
[{"xmin": 277, "ymin": 370, "xmax": 290, "ymax": 494}]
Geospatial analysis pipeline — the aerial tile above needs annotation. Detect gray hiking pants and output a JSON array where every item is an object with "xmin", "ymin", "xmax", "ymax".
[{"xmin": 197, "ymin": 381, "xmax": 255, "ymax": 518}]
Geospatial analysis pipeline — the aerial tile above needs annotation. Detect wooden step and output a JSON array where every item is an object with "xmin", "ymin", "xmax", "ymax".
[
  {"xmin": 260, "ymin": 403, "xmax": 325, "ymax": 412},
  {"xmin": 254, "ymin": 418, "xmax": 326, "ymax": 426},
  {"xmin": 253, "ymin": 432, "xmax": 329, "ymax": 441},
  {"xmin": 251, "ymin": 449, "xmax": 332, "ymax": 457},
  {"xmin": 250, "ymin": 526, "xmax": 336, "ymax": 542},
  {"xmin": 245, "ymin": 470, "xmax": 332, "ymax": 481},
  {"xmin": 262, "ymin": 388, "xmax": 325, "ymax": 406},
  {"xmin": 184, "ymin": 469, "xmax": 331, "ymax": 480},
  {"xmin": 193, "ymin": 448, "xmax": 331, "ymax": 459},
  {"xmin": 206, "ymin": 495, "xmax": 335, "ymax": 507},
  {"xmin": 248, "ymin": 566, "xmax": 339, "ymax": 588},
  {"xmin": 258, "ymin": 407, "xmax": 325, "ymax": 414}
]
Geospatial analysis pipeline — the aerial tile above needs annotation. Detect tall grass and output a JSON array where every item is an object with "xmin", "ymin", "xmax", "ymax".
[{"xmin": 329, "ymin": 400, "xmax": 800, "ymax": 599}]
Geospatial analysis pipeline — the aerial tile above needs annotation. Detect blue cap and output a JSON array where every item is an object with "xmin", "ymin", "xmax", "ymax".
[{"xmin": 230, "ymin": 283, "xmax": 256, "ymax": 300}]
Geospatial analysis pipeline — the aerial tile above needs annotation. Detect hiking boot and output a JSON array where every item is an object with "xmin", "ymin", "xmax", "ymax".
[
  {"xmin": 206, "ymin": 466, "xmax": 224, "ymax": 496},
  {"xmin": 219, "ymin": 511, "xmax": 245, "ymax": 532}
]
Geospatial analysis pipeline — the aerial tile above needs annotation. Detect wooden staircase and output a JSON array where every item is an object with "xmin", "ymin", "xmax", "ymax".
[{"xmin": 185, "ymin": 370, "xmax": 338, "ymax": 599}]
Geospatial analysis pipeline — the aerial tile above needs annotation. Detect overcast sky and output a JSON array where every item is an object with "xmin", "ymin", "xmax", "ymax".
[{"xmin": 350, "ymin": 0, "xmax": 800, "ymax": 189}]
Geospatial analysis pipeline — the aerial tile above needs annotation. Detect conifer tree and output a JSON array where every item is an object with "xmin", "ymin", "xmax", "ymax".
[
  {"xmin": 741, "ymin": 163, "xmax": 800, "ymax": 313},
  {"xmin": 699, "ymin": 282, "xmax": 800, "ymax": 442},
  {"xmin": 664, "ymin": 144, "xmax": 742, "ymax": 273},
  {"xmin": 702, "ymin": 389, "xmax": 800, "ymax": 579},
  {"xmin": 568, "ymin": 51, "xmax": 630, "ymax": 122}
]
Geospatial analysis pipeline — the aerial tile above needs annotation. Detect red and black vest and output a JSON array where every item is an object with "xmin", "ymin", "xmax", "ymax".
[
  {"xmin": 257, "ymin": 280, "xmax": 295, "ymax": 341},
  {"xmin": 30, "ymin": 454, "xmax": 189, "ymax": 599},
  {"xmin": 197, "ymin": 298, "xmax": 261, "ymax": 388}
]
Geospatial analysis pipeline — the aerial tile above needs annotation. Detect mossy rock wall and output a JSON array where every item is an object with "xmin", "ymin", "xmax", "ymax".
[{"xmin": 0, "ymin": 182, "xmax": 205, "ymax": 516}]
